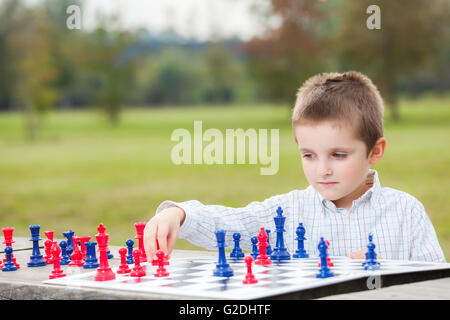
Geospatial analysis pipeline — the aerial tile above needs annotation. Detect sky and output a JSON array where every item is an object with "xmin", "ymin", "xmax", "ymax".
[{"xmin": 79, "ymin": 0, "xmax": 269, "ymax": 41}]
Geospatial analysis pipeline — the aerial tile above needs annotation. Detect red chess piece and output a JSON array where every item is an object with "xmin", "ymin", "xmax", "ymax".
[
  {"xmin": 130, "ymin": 249, "xmax": 146, "ymax": 277},
  {"xmin": 2, "ymin": 227, "xmax": 20, "ymax": 269},
  {"xmin": 117, "ymin": 248, "xmax": 131, "ymax": 274},
  {"xmin": 255, "ymin": 227, "xmax": 272, "ymax": 266},
  {"xmin": 94, "ymin": 226, "xmax": 116, "ymax": 281},
  {"xmin": 49, "ymin": 242, "xmax": 66, "ymax": 279},
  {"xmin": 134, "ymin": 222, "xmax": 148, "ymax": 263},
  {"xmin": 78, "ymin": 236, "xmax": 91, "ymax": 260},
  {"xmin": 44, "ymin": 230, "xmax": 54, "ymax": 241},
  {"xmin": 44, "ymin": 239, "xmax": 54, "ymax": 264},
  {"xmin": 69, "ymin": 236, "xmax": 84, "ymax": 267},
  {"xmin": 151, "ymin": 239, "xmax": 170, "ymax": 266},
  {"xmin": 154, "ymin": 250, "xmax": 169, "ymax": 277},
  {"xmin": 97, "ymin": 223, "xmax": 113, "ymax": 259},
  {"xmin": 242, "ymin": 255, "xmax": 258, "ymax": 284}
]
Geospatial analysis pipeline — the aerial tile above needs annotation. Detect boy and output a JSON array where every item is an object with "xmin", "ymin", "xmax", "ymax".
[{"xmin": 143, "ymin": 71, "xmax": 446, "ymax": 263}]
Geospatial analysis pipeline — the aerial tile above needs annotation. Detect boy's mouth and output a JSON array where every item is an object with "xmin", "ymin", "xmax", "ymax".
[{"xmin": 318, "ymin": 182, "xmax": 338, "ymax": 187}]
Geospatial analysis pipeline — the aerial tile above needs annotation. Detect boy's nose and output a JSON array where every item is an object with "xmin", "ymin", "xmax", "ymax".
[{"xmin": 317, "ymin": 162, "xmax": 333, "ymax": 177}]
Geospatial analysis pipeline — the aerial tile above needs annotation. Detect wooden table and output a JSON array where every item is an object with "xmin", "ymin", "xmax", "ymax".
[{"xmin": 1, "ymin": 238, "xmax": 449, "ymax": 300}]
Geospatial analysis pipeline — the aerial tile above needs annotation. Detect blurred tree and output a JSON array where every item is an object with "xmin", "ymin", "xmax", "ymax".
[
  {"xmin": 42, "ymin": 0, "xmax": 84, "ymax": 108},
  {"xmin": 334, "ymin": 0, "xmax": 450, "ymax": 121},
  {"xmin": 7, "ymin": 5, "xmax": 59, "ymax": 140},
  {"xmin": 244, "ymin": 0, "xmax": 335, "ymax": 105},
  {"xmin": 142, "ymin": 47, "xmax": 205, "ymax": 105},
  {"xmin": 203, "ymin": 42, "xmax": 237, "ymax": 103},
  {"xmin": 77, "ymin": 16, "xmax": 140, "ymax": 124},
  {"xmin": 0, "ymin": 0, "xmax": 23, "ymax": 111}
]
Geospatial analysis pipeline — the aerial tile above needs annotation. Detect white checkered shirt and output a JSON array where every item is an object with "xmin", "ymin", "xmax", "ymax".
[{"xmin": 156, "ymin": 169, "xmax": 446, "ymax": 262}]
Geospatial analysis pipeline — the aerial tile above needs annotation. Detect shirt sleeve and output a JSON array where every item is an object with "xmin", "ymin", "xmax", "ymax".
[
  {"xmin": 155, "ymin": 190, "xmax": 300, "ymax": 251},
  {"xmin": 409, "ymin": 200, "xmax": 446, "ymax": 262}
]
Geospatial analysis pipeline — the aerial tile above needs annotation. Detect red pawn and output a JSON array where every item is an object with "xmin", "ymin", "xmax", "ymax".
[
  {"xmin": 255, "ymin": 227, "xmax": 271, "ymax": 266},
  {"xmin": 242, "ymin": 255, "xmax": 258, "ymax": 284},
  {"xmin": 151, "ymin": 240, "xmax": 170, "ymax": 266},
  {"xmin": 117, "ymin": 248, "xmax": 131, "ymax": 274},
  {"xmin": 130, "ymin": 249, "xmax": 146, "ymax": 277},
  {"xmin": 49, "ymin": 242, "xmax": 66, "ymax": 279},
  {"xmin": 154, "ymin": 250, "xmax": 169, "ymax": 277}
]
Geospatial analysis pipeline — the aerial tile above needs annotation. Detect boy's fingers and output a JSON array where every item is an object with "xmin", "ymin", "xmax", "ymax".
[
  {"xmin": 144, "ymin": 221, "xmax": 157, "ymax": 260},
  {"xmin": 347, "ymin": 249, "xmax": 367, "ymax": 259},
  {"xmin": 157, "ymin": 224, "xmax": 169, "ymax": 256}
]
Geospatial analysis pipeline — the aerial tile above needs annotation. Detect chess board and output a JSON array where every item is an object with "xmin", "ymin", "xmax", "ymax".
[{"xmin": 44, "ymin": 256, "xmax": 450, "ymax": 299}]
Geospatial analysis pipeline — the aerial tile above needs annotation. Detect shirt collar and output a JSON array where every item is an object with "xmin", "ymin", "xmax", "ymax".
[{"xmin": 314, "ymin": 169, "xmax": 381, "ymax": 211}]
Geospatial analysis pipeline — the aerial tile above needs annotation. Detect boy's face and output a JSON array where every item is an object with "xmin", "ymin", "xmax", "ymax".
[{"xmin": 293, "ymin": 120, "xmax": 381, "ymax": 209}]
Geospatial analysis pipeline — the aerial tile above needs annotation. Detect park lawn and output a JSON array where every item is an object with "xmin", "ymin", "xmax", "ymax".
[{"xmin": 0, "ymin": 97, "xmax": 449, "ymax": 260}]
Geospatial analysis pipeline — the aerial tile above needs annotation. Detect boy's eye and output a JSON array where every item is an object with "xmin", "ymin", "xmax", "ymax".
[
  {"xmin": 302, "ymin": 153, "xmax": 315, "ymax": 159},
  {"xmin": 333, "ymin": 153, "xmax": 347, "ymax": 158}
]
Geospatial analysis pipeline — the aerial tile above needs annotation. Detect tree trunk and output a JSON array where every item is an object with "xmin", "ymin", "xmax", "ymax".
[{"xmin": 24, "ymin": 102, "xmax": 38, "ymax": 141}]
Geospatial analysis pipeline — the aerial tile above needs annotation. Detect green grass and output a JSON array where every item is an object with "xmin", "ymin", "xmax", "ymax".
[{"xmin": 0, "ymin": 97, "xmax": 449, "ymax": 260}]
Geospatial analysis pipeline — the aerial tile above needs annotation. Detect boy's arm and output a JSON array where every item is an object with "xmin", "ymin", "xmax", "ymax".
[
  {"xmin": 154, "ymin": 190, "xmax": 300, "ymax": 251},
  {"xmin": 409, "ymin": 200, "xmax": 446, "ymax": 262}
]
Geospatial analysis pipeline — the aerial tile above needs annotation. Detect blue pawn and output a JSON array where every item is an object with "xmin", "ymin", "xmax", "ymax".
[
  {"xmin": 62, "ymin": 230, "xmax": 75, "ymax": 257},
  {"xmin": 59, "ymin": 241, "xmax": 71, "ymax": 265},
  {"xmin": 270, "ymin": 206, "xmax": 291, "ymax": 261},
  {"xmin": 126, "ymin": 239, "xmax": 134, "ymax": 264},
  {"xmin": 293, "ymin": 223, "xmax": 309, "ymax": 258},
  {"xmin": 213, "ymin": 230, "xmax": 233, "ymax": 277},
  {"xmin": 83, "ymin": 242, "xmax": 99, "ymax": 269},
  {"xmin": 316, "ymin": 237, "xmax": 334, "ymax": 278},
  {"xmin": 363, "ymin": 233, "xmax": 380, "ymax": 271},
  {"xmin": 266, "ymin": 230, "xmax": 272, "ymax": 256},
  {"xmin": 2, "ymin": 247, "xmax": 18, "ymax": 272},
  {"xmin": 230, "ymin": 233, "xmax": 245, "ymax": 259},
  {"xmin": 27, "ymin": 225, "xmax": 46, "ymax": 267},
  {"xmin": 107, "ymin": 249, "xmax": 114, "ymax": 259},
  {"xmin": 250, "ymin": 236, "xmax": 259, "ymax": 260}
]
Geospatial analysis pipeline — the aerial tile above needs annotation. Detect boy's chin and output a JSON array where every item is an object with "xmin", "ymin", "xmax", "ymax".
[{"xmin": 316, "ymin": 189, "xmax": 344, "ymax": 201}]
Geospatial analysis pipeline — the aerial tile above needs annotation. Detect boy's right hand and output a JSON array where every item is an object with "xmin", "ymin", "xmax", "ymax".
[{"xmin": 143, "ymin": 206, "xmax": 186, "ymax": 261}]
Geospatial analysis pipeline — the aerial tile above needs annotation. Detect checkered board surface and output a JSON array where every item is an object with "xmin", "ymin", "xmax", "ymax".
[{"xmin": 44, "ymin": 256, "xmax": 450, "ymax": 299}]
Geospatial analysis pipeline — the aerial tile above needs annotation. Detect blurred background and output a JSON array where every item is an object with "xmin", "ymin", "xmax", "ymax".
[{"xmin": 0, "ymin": 0, "xmax": 449, "ymax": 259}]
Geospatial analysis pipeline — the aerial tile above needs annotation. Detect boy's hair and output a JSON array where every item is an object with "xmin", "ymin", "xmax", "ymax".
[{"xmin": 292, "ymin": 71, "xmax": 384, "ymax": 156}]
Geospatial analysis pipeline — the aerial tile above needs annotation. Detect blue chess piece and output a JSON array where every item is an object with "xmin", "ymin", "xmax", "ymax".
[
  {"xmin": 230, "ymin": 233, "xmax": 245, "ymax": 259},
  {"xmin": 213, "ymin": 230, "xmax": 233, "ymax": 277},
  {"xmin": 363, "ymin": 233, "xmax": 380, "ymax": 271},
  {"xmin": 2, "ymin": 247, "xmax": 17, "ymax": 272},
  {"xmin": 250, "ymin": 236, "xmax": 259, "ymax": 260},
  {"xmin": 293, "ymin": 223, "xmax": 309, "ymax": 258},
  {"xmin": 27, "ymin": 225, "xmax": 46, "ymax": 267},
  {"xmin": 126, "ymin": 239, "xmax": 134, "ymax": 264},
  {"xmin": 270, "ymin": 206, "xmax": 291, "ymax": 261},
  {"xmin": 62, "ymin": 230, "xmax": 75, "ymax": 257},
  {"xmin": 266, "ymin": 230, "xmax": 272, "ymax": 255},
  {"xmin": 59, "ymin": 240, "xmax": 71, "ymax": 265},
  {"xmin": 83, "ymin": 242, "xmax": 99, "ymax": 269},
  {"xmin": 316, "ymin": 237, "xmax": 334, "ymax": 278}
]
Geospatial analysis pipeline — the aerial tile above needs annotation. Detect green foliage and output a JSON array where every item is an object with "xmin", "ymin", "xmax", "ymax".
[{"xmin": 333, "ymin": 0, "xmax": 450, "ymax": 120}]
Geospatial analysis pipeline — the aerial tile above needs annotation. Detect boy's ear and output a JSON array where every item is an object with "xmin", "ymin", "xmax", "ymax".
[{"xmin": 368, "ymin": 137, "xmax": 386, "ymax": 165}]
